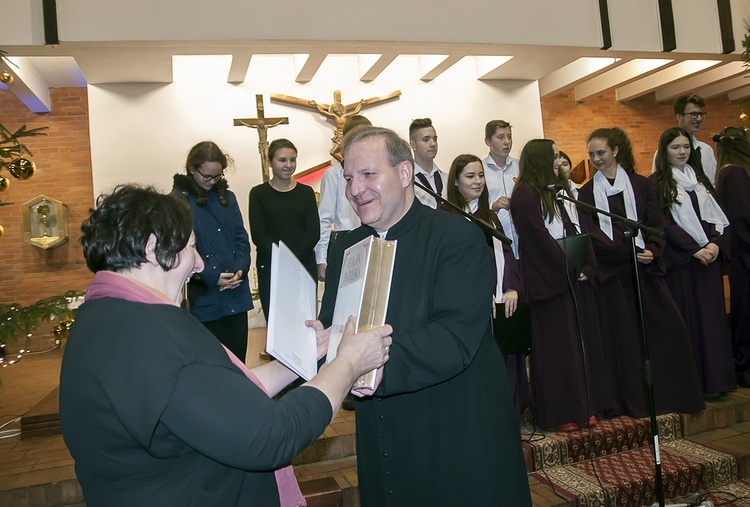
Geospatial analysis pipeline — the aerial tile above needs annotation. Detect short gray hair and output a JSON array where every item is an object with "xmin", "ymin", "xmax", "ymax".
[{"xmin": 342, "ymin": 126, "xmax": 414, "ymax": 169}]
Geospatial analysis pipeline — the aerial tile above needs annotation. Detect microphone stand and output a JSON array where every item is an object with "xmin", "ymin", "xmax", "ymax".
[
  {"xmin": 413, "ymin": 180, "xmax": 512, "ymax": 246},
  {"xmin": 553, "ymin": 189, "xmax": 667, "ymax": 507}
]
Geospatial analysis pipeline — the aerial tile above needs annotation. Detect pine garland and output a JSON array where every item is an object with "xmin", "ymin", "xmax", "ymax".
[{"xmin": 0, "ymin": 290, "xmax": 84, "ymax": 346}]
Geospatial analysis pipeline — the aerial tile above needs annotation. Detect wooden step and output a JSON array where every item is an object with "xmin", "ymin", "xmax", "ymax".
[
  {"xmin": 20, "ymin": 387, "xmax": 60, "ymax": 439},
  {"xmin": 299, "ymin": 477, "xmax": 342, "ymax": 507},
  {"xmin": 292, "ymin": 408, "xmax": 356, "ymax": 466},
  {"xmin": 681, "ymin": 389, "xmax": 750, "ymax": 436},
  {"xmin": 295, "ymin": 457, "xmax": 358, "ymax": 507}
]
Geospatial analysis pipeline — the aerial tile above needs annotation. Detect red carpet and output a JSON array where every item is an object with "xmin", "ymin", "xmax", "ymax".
[{"xmin": 525, "ymin": 414, "xmax": 739, "ymax": 506}]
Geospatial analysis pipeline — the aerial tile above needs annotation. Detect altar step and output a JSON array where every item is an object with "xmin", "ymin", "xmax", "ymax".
[
  {"xmin": 530, "ymin": 439, "xmax": 738, "ymax": 506},
  {"xmin": 524, "ymin": 390, "xmax": 750, "ymax": 506}
]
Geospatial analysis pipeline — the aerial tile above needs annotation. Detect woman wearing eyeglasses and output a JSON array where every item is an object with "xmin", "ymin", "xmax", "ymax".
[
  {"xmin": 171, "ymin": 140, "xmax": 253, "ymax": 361},
  {"xmin": 249, "ymin": 139, "xmax": 320, "ymax": 322}
]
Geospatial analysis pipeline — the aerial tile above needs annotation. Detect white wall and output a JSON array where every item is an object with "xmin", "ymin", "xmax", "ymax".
[{"xmin": 88, "ymin": 54, "xmax": 545, "ymax": 230}]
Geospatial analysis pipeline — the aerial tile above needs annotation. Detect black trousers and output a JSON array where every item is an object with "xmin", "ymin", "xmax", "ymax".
[{"xmin": 201, "ymin": 312, "xmax": 248, "ymax": 363}]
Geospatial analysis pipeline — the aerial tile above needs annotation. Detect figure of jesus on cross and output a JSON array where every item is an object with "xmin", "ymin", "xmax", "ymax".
[
  {"xmin": 233, "ymin": 95, "xmax": 288, "ymax": 182},
  {"xmin": 271, "ymin": 89, "xmax": 400, "ymax": 162}
]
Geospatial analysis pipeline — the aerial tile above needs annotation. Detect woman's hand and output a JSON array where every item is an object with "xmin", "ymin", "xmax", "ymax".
[
  {"xmin": 704, "ymin": 242, "xmax": 720, "ymax": 263},
  {"xmin": 218, "ymin": 270, "xmax": 243, "ymax": 291},
  {"xmin": 501, "ymin": 290, "xmax": 518, "ymax": 318},
  {"xmin": 636, "ymin": 249, "xmax": 654, "ymax": 264},
  {"xmin": 305, "ymin": 317, "xmax": 392, "ymax": 418},
  {"xmin": 693, "ymin": 248, "xmax": 713, "ymax": 266},
  {"xmin": 306, "ymin": 320, "xmax": 331, "ymax": 361},
  {"xmin": 336, "ymin": 317, "xmax": 392, "ymax": 378}
]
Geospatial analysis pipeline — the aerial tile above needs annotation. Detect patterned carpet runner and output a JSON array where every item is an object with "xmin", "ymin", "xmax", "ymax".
[
  {"xmin": 522, "ymin": 414, "xmax": 682, "ymax": 471},
  {"xmin": 523, "ymin": 414, "xmax": 740, "ymax": 506}
]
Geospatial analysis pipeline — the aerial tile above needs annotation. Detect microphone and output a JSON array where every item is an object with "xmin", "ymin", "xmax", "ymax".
[
  {"xmin": 712, "ymin": 134, "xmax": 724, "ymax": 143},
  {"xmin": 545, "ymin": 184, "xmax": 565, "ymax": 192}
]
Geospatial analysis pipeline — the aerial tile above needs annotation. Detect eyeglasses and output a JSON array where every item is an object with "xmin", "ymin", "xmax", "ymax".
[
  {"xmin": 193, "ymin": 168, "xmax": 224, "ymax": 182},
  {"xmin": 683, "ymin": 111, "xmax": 707, "ymax": 119}
]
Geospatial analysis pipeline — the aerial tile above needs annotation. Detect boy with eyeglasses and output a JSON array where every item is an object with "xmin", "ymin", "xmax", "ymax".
[{"xmin": 652, "ymin": 94, "xmax": 717, "ymax": 184}]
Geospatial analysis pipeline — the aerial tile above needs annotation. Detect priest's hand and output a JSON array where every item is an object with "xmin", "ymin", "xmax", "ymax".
[{"xmin": 351, "ymin": 367, "xmax": 383, "ymax": 398}]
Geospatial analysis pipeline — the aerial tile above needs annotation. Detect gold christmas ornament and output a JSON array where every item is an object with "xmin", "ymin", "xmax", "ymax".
[
  {"xmin": 0, "ymin": 175, "xmax": 8, "ymax": 192},
  {"xmin": 52, "ymin": 319, "xmax": 73, "ymax": 340},
  {"xmin": 0, "ymin": 71, "xmax": 13, "ymax": 85},
  {"xmin": 0, "ymin": 224, "xmax": 4, "ymax": 239},
  {"xmin": 741, "ymin": 112, "xmax": 748, "ymax": 121},
  {"xmin": 8, "ymin": 158, "xmax": 35, "ymax": 180}
]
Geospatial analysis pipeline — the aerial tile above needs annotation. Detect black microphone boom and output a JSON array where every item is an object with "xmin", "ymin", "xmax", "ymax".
[{"xmin": 413, "ymin": 179, "xmax": 512, "ymax": 245}]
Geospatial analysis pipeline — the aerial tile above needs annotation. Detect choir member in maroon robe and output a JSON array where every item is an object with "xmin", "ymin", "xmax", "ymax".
[
  {"xmin": 578, "ymin": 128, "xmax": 704, "ymax": 417},
  {"xmin": 510, "ymin": 139, "xmax": 612, "ymax": 431},
  {"xmin": 441, "ymin": 153, "xmax": 529, "ymax": 422},
  {"xmin": 715, "ymin": 126, "xmax": 750, "ymax": 387},
  {"xmin": 650, "ymin": 127, "xmax": 735, "ymax": 397}
]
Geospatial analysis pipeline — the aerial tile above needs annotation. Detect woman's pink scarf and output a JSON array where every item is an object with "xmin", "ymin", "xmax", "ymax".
[{"xmin": 85, "ymin": 271, "xmax": 306, "ymax": 506}]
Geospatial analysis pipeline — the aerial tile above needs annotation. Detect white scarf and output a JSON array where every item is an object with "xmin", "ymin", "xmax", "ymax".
[
  {"xmin": 492, "ymin": 237, "xmax": 505, "ymax": 299},
  {"xmin": 466, "ymin": 199, "xmax": 505, "ymax": 298},
  {"xmin": 543, "ymin": 194, "xmax": 580, "ymax": 240},
  {"xmin": 568, "ymin": 180, "xmax": 579, "ymax": 198},
  {"xmin": 561, "ymin": 185, "xmax": 581, "ymax": 230},
  {"xmin": 670, "ymin": 165, "xmax": 728, "ymax": 245},
  {"xmin": 593, "ymin": 166, "xmax": 645, "ymax": 249}
]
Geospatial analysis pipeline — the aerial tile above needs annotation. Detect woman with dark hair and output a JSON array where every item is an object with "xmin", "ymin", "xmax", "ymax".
[
  {"xmin": 578, "ymin": 127, "xmax": 704, "ymax": 417},
  {"xmin": 171, "ymin": 140, "xmax": 252, "ymax": 361},
  {"xmin": 715, "ymin": 126, "xmax": 750, "ymax": 387},
  {"xmin": 510, "ymin": 139, "xmax": 611, "ymax": 431},
  {"xmin": 650, "ymin": 127, "xmax": 734, "ymax": 398},
  {"xmin": 249, "ymin": 139, "xmax": 320, "ymax": 321},
  {"xmin": 442, "ymin": 153, "xmax": 528, "ymax": 421},
  {"xmin": 59, "ymin": 185, "xmax": 392, "ymax": 506}
]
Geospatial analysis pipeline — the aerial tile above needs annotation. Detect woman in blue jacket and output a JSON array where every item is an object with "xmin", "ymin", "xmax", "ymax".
[{"xmin": 172, "ymin": 141, "xmax": 253, "ymax": 361}]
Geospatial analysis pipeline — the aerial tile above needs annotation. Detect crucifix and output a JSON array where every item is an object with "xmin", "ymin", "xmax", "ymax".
[
  {"xmin": 234, "ymin": 94, "xmax": 289, "ymax": 182},
  {"xmin": 271, "ymin": 89, "xmax": 401, "ymax": 162}
]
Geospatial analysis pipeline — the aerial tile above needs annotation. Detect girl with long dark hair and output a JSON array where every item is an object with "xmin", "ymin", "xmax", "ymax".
[
  {"xmin": 650, "ymin": 127, "xmax": 734, "ymax": 398},
  {"xmin": 510, "ymin": 139, "xmax": 611, "ymax": 431}
]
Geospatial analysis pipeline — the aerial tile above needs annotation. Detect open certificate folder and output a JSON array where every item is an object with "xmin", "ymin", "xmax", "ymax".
[{"xmin": 266, "ymin": 241, "xmax": 318, "ymax": 381}]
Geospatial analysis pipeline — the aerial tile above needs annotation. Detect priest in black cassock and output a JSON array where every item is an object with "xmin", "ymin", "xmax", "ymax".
[{"xmin": 318, "ymin": 127, "xmax": 531, "ymax": 506}]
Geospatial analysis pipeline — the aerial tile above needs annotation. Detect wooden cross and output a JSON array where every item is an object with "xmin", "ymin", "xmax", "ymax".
[
  {"xmin": 271, "ymin": 89, "xmax": 401, "ymax": 162},
  {"xmin": 234, "ymin": 94, "xmax": 289, "ymax": 182}
]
